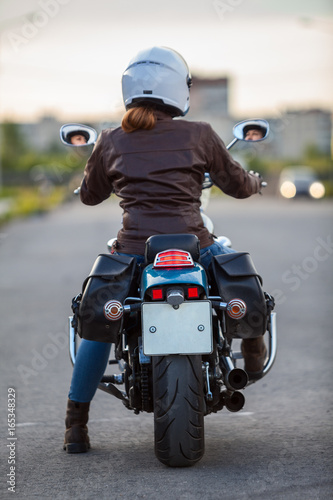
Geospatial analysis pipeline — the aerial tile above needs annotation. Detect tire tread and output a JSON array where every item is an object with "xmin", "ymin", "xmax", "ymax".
[{"xmin": 153, "ymin": 355, "xmax": 204, "ymax": 467}]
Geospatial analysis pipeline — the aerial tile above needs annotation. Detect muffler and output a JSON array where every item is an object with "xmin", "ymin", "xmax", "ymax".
[
  {"xmin": 222, "ymin": 390, "xmax": 245, "ymax": 412},
  {"xmin": 220, "ymin": 356, "xmax": 248, "ymax": 390},
  {"xmin": 226, "ymin": 368, "xmax": 248, "ymax": 390}
]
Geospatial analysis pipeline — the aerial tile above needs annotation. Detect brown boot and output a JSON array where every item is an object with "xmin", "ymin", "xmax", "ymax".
[
  {"xmin": 63, "ymin": 399, "xmax": 90, "ymax": 453},
  {"xmin": 241, "ymin": 336, "xmax": 267, "ymax": 379}
]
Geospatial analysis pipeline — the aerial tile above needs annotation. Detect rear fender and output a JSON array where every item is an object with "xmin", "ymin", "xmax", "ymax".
[{"xmin": 140, "ymin": 263, "xmax": 209, "ymax": 299}]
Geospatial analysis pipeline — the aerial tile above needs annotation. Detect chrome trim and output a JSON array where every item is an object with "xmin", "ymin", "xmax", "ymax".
[
  {"xmin": 124, "ymin": 297, "xmax": 142, "ymax": 303},
  {"xmin": 214, "ymin": 235, "xmax": 232, "ymax": 249},
  {"xmin": 262, "ymin": 312, "xmax": 277, "ymax": 376},
  {"xmin": 207, "ymin": 297, "xmax": 228, "ymax": 309},
  {"xmin": 203, "ymin": 362, "xmax": 213, "ymax": 401},
  {"xmin": 222, "ymin": 354, "xmax": 234, "ymax": 373},
  {"xmin": 226, "ymin": 137, "xmax": 238, "ymax": 150},
  {"xmin": 69, "ymin": 316, "xmax": 77, "ymax": 366},
  {"xmin": 107, "ymin": 237, "xmax": 117, "ymax": 253},
  {"xmin": 230, "ymin": 311, "xmax": 277, "ymax": 384},
  {"xmin": 220, "ymin": 355, "xmax": 248, "ymax": 390},
  {"xmin": 154, "ymin": 249, "xmax": 194, "ymax": 268},
  {"xmin": 202, "ymin": 172, "xmax": 213, "ymax": 189},
  {"xmin": 201, "ymin": 212, "xmax": 214, "ymax": 233}
]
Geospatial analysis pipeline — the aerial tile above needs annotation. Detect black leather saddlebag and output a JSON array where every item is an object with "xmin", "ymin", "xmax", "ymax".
[
  {"xmin": 74, "ymin": 254, "xmax": 137, "ymax": 343},
  {"xmin": 210, "ymin": 252, "xmax": 268, "ymax": 339}
]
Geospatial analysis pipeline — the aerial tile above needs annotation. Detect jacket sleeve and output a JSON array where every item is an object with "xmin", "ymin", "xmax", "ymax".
[
  {"xmin": 80, "ymin": 131, "xmax": 114, "ymax": 205},
  {"xmin": 204, "ymin": 124, "xmax": 261, "ymax": 199}
]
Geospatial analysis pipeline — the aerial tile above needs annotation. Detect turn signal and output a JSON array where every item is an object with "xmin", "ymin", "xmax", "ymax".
[
  {"xmin": 226, "ymin": 299, "xmax": 247, "ymax": 319},
  {"xmin": 103, "ymin": 300, "xmax": 123, "ymax": 321}
]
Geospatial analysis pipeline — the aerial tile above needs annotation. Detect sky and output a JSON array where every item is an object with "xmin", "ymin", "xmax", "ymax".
[{"xmin": 0, "ymin": 0, "xmax": 332, "ymax": 123}]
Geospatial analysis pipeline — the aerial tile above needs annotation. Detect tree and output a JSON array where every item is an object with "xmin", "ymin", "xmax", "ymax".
[{"xmin": 0, "ymin": 121, "xmax": 27, "ymax": 171}]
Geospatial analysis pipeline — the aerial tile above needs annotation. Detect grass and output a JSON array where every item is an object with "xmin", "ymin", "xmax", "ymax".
[{"xmin": 0, "ymin": 186, "xmax": 68, "ymax": 225}]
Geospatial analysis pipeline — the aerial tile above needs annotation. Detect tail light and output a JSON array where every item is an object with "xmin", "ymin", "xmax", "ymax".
[
  {"xmin": 227, "ymin": 299, "xmax": 247, "ymax": 319},
  {"xmin": 151, "ymin": 286, "xmax": 200, "ymax": 301},
  {"xmin": 152, "ymin": 288, "xmax": 163, "ymax": 300},
  {"xmin": 187, "ymin": 287, "xmax": 199, "ymax": 299},
  {"xmin": 153, "ymin": 249, "xmax": 194, "ymax": 268}
]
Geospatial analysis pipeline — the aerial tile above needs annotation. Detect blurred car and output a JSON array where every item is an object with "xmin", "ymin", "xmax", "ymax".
[{"xmin": 278, "ymin": 166, "xmax": 325, "ymax": 199}]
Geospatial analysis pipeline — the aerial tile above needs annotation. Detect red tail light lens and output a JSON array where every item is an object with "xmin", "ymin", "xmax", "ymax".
[
  {"xmin": 152, "ymin": 288, "xmax": 163, "ymax": 300},
  {"xmin": 153, "ymin": 249, "xmax": 194, "ymax": 268},
  {"xmin": 187, "ymin": 287, "xmax": 199, "ymax": 298}
]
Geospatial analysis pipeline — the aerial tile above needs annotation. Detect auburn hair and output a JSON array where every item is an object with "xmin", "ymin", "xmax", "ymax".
[{"xmin": 121, "ymin": 107, "xmax": 156, "ymax": 133}]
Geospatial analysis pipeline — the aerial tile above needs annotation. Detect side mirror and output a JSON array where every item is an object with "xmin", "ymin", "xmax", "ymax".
[
  {"xmin": 233, "ymin": 119, "xmax": 269, "ymax": 142},
  {"xmin": 60, "ymin": 123, "xmax": 98, "ymax": 147}
]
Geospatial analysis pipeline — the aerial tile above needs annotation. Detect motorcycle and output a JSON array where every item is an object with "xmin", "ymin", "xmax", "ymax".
[{"xmin": 60, "ymin": 119, "xmax": 276, "ymax": 467}]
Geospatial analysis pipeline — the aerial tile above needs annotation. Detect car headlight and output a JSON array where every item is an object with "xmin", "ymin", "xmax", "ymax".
[
  {"xmin": 309, "ymin": 182, "xmax": 325, "ymax": 199},
  {"xmin": 280, "ymin": 181, "xmax": 296, "ymax": 199}
]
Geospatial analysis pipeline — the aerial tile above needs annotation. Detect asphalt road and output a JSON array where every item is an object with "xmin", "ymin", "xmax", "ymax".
[{"xmin": 0, "ymin": 195, "xmax": 332, "ymax": 499}]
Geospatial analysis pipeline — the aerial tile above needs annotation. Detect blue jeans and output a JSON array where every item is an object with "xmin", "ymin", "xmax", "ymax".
[
  {"xmin": 199, "ymin": 240, "xmax": 235, "ymax": 268},
  {"xmin": 68, "ymin": 241, "xmax": 234, "ymax": 402}
]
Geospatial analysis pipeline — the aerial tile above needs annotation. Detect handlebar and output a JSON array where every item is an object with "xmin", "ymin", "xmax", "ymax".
[
  {"xmin": 202, "ymin": 175, "xmax": 267, "ymax": 191},
  {"xmin": 74, "ymin": 178, "xmax": 266, "ymax": 196}
]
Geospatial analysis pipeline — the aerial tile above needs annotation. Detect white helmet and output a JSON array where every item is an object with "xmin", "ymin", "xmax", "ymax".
[{"xmin": 121, "ymin": 46, "xmax": 192, "ymax": 117}]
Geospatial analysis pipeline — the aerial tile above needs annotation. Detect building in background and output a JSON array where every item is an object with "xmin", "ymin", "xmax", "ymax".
[
  {"xmin": 188, "ymin": 76, "xmax": 236, "ymax": 143},
  {"xmin": 20, "ymin": 116, "xmax": 63, "ymax": 152},
  {"xmin": 190, "ymin": 76, "xmax": 229, "ymax": 117},
  {"xmin": 9, "ymin": 77, "xmax": 333, "ymax": 161},
  {"xmin": 266, "ymin": 109, "xmax": 332, "ymax": 160}
]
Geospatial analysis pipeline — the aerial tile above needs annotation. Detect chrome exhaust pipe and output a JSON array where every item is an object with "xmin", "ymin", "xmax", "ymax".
[
  {"xmin": 228, "ymin": 311, "xmax": 277, "ymax": 385},
  {"xmin": 220, "ymin": 356, "xmax": 248, "ymax": 390},
  {"xmin": 222, "ymin": 390, "xmax": 245, "ymax": 412},
  {"xmin": 262, "ymin": 312, "xmax": 277, "ymax": 376},
  {"xmin": 227, "ymin": 368, "xmax": 248, "ymax": 391}
]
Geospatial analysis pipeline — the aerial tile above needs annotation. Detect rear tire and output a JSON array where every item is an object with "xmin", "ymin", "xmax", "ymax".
[{"xmin": 153, "ymin": 355, "xmax": 205, "ymax": 467}]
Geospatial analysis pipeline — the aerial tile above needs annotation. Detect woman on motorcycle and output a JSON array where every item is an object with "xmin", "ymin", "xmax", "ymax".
[{"xmin": 64, "ymin": 46, "xmax": 266, "ymax": 453}]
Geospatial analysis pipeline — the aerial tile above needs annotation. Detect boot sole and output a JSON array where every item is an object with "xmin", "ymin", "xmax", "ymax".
[{"xmin": 63, "ymin": 442, "xmax": 90, "ymax": 453}]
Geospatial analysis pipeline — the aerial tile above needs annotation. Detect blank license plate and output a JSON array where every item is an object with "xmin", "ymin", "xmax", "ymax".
[{"xmin": 142, "ymin": 301, "xmax": 212, "ymax": 355}]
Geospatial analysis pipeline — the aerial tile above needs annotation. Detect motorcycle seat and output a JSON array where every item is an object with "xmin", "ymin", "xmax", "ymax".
[{"xmin": 145, "ymin": 234, "xmax": 201, "ymax": 264}]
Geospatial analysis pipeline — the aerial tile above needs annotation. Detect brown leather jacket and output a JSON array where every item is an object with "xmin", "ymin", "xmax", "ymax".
[{"xmin": 80, "ymin": 111, "xmax": 261, "ymax": 254}]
